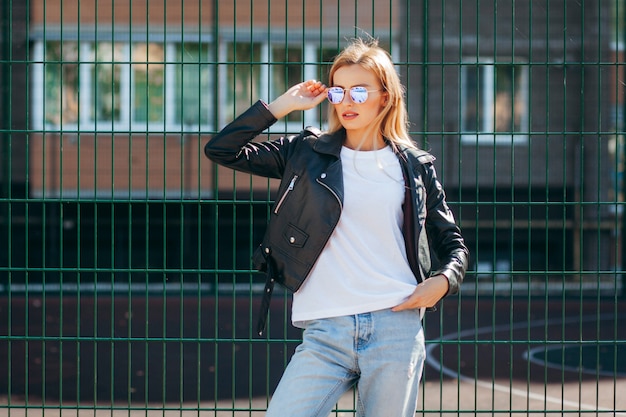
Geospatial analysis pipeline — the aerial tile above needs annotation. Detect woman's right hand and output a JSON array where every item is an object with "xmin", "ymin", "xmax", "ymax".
[{"xmin": 267, "ymin": 80, "xmax": 328, "ymax": 119}]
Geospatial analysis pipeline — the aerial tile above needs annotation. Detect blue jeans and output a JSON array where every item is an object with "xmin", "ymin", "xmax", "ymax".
[{"xmin": 265, "ymin": 308, "xmax": 426, "ymax": 417}]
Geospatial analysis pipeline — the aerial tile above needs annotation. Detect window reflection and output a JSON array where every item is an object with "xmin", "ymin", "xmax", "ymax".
[
  {"xmin": 461, "ymin": 62, "xmax": 528, "ymax": 143},
  {"xmin": 45, "ymin": 41, "xmax": 79, "ymax": 125},
  {"xmin": 132, "ymin": 43, "xmax": 165, "ymax": 123},
  {"xmin": 90, "ymin": 42, "xmax": 122, "ymax": 123},
  {"xmin": 272, "ymin": 47, "xmax": 303, "ymax": 122},
  {"xmin": 176, "ymin": 43, "xmax": 212, "ymax": 127},
  {"xmin": 225, "ymin": 42, "xmax": 261, "ymax": 122}
]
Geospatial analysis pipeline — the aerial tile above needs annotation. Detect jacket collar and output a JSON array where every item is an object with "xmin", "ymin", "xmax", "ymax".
[
  {"xmin": 395, "ymin": 143, "xmax": 436, "ymax": 165},
  {"xmin": 312, "ymin": 128, "xmax": 435, "ymax": 165},
  {"xmin": 312, "ymin": 129, "xmax": 345, "ymax": 157}
]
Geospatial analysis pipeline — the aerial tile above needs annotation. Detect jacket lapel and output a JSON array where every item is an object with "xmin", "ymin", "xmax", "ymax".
[
  {"xmin": 312, "ymin": 130, "xmax": 345, "ymax": 205},
  {"xmin": 396, "ymin": 144, "xmax": 435, "ymax": 282}
]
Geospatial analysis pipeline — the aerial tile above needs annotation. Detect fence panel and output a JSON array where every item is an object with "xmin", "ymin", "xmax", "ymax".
[{"xmin": 0, "ymin": 0, "xmax": 624, "ymax": 416}]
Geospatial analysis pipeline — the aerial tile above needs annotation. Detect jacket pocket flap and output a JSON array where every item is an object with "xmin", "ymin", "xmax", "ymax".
[{"xmin": 282, "ymin": 224, "xmax": 308, "ymax": 248}]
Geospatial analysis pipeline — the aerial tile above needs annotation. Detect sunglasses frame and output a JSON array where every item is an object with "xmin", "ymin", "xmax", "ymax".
[{"xmin": 326, "ymin": 86, "xmax": 382, "ymax": 104}]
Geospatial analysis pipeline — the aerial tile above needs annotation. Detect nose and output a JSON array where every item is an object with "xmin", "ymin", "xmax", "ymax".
[{"xmin": 342, "ymin": 93, "xmax": 356, "ymax": 105}]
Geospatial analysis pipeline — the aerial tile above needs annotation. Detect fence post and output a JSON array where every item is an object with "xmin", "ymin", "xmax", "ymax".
[
  {"xmin": 421, "ymin": 0, "xmax": 429, "ymax": 141},
  {"xmin": 0, "ymin": 1, "xmax": 10, "ymax": 277},
  {"xmin": 0, "ymin": 0, "xmax": 9, "ymax": 199},
  {"xmin": 622, "ymin": 6, "xmax": 626, "ymax": 299}
]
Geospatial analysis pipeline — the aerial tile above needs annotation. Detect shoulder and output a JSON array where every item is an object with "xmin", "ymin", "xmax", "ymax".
[
  {"xmin": 285, "ymin": 126, "xmax": 323, "ymax": 147},
  {"xmin": 401, "ymin": 146, "xmax": 436, "ymax": 166},
  {"xmin": 276, "ymin": 126, "xmax": 328, "ymax": 160},
  {"xmin": 397, "ymin": 145, "xmax": 439, "ymax": 186},
  {"xmin": 302, "ymin": 126, "xmax": 323, "ymax": 138}
]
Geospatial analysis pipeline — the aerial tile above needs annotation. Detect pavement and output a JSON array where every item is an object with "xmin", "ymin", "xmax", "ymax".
[{"xmin": 0, "ymin": 293, "xmax": 624, "ymax": 416}]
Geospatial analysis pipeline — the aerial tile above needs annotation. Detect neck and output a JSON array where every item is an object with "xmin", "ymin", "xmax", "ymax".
[{"xmin": 344, "ymin": 131, "xmax": 386, "ymax": 151}]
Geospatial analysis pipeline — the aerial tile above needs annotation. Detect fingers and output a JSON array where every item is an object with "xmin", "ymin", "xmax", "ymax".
[
  {"xmin": 294, "ymin": 80, "xmax": 327, "ymax": 108},
  {"xmin": 309, "ymin": 81, "xmax": 329, "ymax": 106},
  {"xmin": 392, "ymin": 276, "xmax": 448, "ymax": 312},
  {"xmin": 391, "ymin": 300, "xmax": 410, "ymax": 312},
  {"xmin": 298, "ymin": 80, "xmax": 327, "ymax": 106},
  {"xmin": 391, "ymin": 291, "xmax": 419, "ymax": 311},
  {"xmin": 311, "ymin": 87, "xmax": 329, "ymax": 106},
  {"xmin": 305, "ymin": 80, "xmax": 327, "ymax": 96}
]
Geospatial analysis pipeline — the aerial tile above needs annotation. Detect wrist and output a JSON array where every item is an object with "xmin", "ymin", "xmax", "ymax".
[
  {"xmin": 267, "ymin": 97, "xmax": 291, "ymax": 120},
  {"xmin": 428, "ymin": 274, "xmax": 450, "ymax": 299}
]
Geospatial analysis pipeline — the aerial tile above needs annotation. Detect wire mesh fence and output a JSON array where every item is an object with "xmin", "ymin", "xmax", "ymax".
[{"xmin": 0, "ymin": 0, "xmax": 624, "ymax": 415}]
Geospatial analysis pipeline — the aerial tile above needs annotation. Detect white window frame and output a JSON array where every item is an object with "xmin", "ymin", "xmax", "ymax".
[
  {"xmin": 32, "ymin": 40, "xmax": 215, "ymax": 133},
  {"xmin": 217, "ymin": 41, "xmax": 323, "ymax": 133},
  {"xmin": 460, "ymin": 58, "xmax": 529, "ymax": 145},
  {"xmin": 33, "ymin": 38, "xmax": 390, "ymax": 134}
]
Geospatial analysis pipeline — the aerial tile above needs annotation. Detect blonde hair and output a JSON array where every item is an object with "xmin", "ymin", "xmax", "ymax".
[{"xmin": 327, "ymin": 38, "xmax": 417, "ymax": 150}]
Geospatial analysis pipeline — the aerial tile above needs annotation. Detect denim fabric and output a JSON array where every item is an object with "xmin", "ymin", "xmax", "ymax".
[{"xmin": 265, "ymin": 308, "xmax": 425, "ymax": 417}]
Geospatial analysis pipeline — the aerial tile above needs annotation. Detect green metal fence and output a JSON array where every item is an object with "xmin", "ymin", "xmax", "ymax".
[{"xmin": 0, "ymin": 0, "xmax": 624, "ymax": 415}]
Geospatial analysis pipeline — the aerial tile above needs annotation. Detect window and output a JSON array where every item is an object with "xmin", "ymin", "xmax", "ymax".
[
  {"xmin": 461, "ymin": 60, "xmax": 529, "ymax": 144},
  {"xmin": 89, "ymin": 42, "xmax": 123, "ymax": 124},
  {"xmin": 271, "ymin": 46, "xmax": 303, "ymax": 123},
  {"xmin": 219, "ymin": 42, "xmax": 327, "ymax": 130},
  {"xmin": 132, "ymin": 43, "xmax": 165, "ymax": 124},
  {"xmin": 314, "ymin": 46, "xmax": 340, "ymax": 127},
  {"xmin": 44, "ymin": 42, "xmax": 80, "ymax": 125},
  {"xmin": 611, "ymin": 0, "xmax": 625, "ymax": 48},
  {"xmin": 34, "ymin": 39, "xmax": 330, "ymax": 132},
  {"xmin": 175, "ymin": 43, "xmax": 212, "ymax": 127},
  {"xmin": 35, "ymin": 40, "xmax": 216, "ymax": 132},
  {"xmin": 223, "ymin": 42, "xmax": 262, "ymax": 124}
]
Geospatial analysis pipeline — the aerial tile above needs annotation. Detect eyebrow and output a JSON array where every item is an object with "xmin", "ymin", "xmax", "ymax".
[{"xmin": 332, "ymin": 83, "xmax": 371, "ymax": 88}]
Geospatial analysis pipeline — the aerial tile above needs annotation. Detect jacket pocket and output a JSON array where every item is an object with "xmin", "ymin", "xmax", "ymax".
[
  {"xmin": 274, "ymin": 174, "xmax": 299, "ymax": 214},
  {"xmin": 282, "ymin": 223, "xmax": 309, "ymax": 248}
]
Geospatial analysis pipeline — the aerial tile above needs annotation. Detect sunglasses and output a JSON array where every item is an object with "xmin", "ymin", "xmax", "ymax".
[{"xmin": 326, "ymin": 86, "xmax": 381, "ymax": 104}]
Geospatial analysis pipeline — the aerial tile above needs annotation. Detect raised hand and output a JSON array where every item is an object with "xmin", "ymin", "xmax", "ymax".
[{"xmin": 267, "ymin": 80, "xmax": 328, "ymax": 119}]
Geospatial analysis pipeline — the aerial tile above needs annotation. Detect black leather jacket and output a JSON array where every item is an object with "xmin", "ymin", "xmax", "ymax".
[{"xmin": 205, "ymin": 101, "xmax": 468, "ymax": 335}]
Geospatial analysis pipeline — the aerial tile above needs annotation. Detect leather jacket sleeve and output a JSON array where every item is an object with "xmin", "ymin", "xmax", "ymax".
[
  {"xmin": 204, "ymin": 100, "xmax": 288, "ymax": 178},
  {"xmin": 422, "ymin": 161, "xmax": 468, "ymax": 295}
]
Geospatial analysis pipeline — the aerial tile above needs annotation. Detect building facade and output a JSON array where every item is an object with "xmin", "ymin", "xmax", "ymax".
[{"xmin": 0, "ymin": 0, "xmax": 622, "ymax": 290}]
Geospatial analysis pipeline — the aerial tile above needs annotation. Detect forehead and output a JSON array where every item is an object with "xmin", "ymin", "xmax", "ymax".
[{"xmin": 332, "ymin": 64, "xmax": 380, "ymax": 87}]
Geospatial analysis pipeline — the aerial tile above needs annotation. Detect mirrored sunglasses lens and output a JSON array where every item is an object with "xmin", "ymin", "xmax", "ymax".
[
  {"xmin": 327, "ymin": 88, "xmax": 344, "ymax": 104},
  {"xmin": 350, "ymin": 87, "xmax": 368, "ymax": 103}
]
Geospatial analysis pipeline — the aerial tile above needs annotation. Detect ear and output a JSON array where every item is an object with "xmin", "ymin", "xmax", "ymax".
[{"xmin": 381, "ymin": 92, "xmax": 389, "ymax": 106}]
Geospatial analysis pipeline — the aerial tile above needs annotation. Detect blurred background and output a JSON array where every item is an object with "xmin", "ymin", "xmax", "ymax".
[{"xmin": 0, "ymin": 1, "xmax": 624, "ymax": 415}]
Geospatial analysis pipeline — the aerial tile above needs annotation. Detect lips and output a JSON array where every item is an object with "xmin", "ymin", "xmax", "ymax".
[{"xmin": 342, "ymin": 111, "xmax": 359, "ymax": 120}]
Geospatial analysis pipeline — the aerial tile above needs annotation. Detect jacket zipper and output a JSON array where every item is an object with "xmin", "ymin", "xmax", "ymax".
[
  {"xmin": 316, "ymin": 179, "xmax": 343, "ymax": 210},
  {"xmin": 274, "ymin": 174, "xmax": 299, "ymax": 214}
]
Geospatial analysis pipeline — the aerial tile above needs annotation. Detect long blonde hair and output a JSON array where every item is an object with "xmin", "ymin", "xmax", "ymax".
[{"xmin": 327, "ymin": 38, "xmax": 417, "ymax": 150}]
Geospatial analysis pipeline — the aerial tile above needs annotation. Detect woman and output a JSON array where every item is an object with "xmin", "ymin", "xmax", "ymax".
[{"xmin": 205, "ymin": 38, "xmax": 468, "ymax": 417}]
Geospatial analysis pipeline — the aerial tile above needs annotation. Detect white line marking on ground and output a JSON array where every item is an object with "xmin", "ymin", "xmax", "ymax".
[{"xmin": 425, "ymin": 314, "xmax": 625, "ymax": 415}]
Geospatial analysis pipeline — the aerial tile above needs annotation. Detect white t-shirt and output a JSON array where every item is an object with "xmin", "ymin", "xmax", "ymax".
[{"xmin": 291, "ymin": 145, "xmax": 418, "ymax": 327}]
